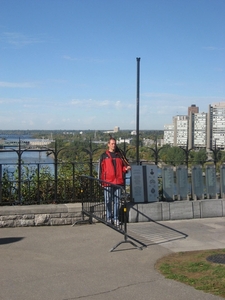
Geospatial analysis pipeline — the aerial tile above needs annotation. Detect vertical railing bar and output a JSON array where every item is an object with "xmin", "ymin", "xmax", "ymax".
[{"xmin": 0, "ymin": 164, "xmax": 2, "ymax": 204}]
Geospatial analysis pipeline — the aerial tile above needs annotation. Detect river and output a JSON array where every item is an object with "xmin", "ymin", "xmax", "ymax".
[{"xmin": 0, "ymin": 135, "xmax": 54, "ymax": 167}]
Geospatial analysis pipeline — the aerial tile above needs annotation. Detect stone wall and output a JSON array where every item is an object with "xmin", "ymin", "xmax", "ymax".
[
  {"xmin": 128, "ymin": 199, "xmax": 225, "ymax": 222},
  {"xmin": 1, "ymin": 200, "xmax": 225, "ymax": 227},
  {"xmin": 0, "ymin": 203, "xmax": 83, "ymax": 227}
]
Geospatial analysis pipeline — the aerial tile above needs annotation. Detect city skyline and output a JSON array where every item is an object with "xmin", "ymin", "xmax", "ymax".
[
  {"xmin": 164, "ymin": 102, "xmax": 225, "ymax": 149},
  {"xmin": 0, "ymin": 0, "xmax": 224, "ymax": 130}
]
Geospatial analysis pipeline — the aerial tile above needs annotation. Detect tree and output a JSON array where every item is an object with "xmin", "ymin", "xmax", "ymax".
[
  {"xmin": 159, "ymin": 146, "xmax": 185, "ymax": 166},
  {"xmin": 191, "ymin": 149, "xmax": 208, "ymax": 166},
  {"xmin": 219, "ymin": 151, "xmax": 225, "ymax": 164}
]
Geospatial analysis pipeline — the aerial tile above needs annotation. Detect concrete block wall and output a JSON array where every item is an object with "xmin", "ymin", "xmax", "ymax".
[
  {"xmin": 1, "ymin": 200, "xmax": 225, "ymax": 227},
  {"xmin": 0, "ymin": 203, "xmax": 83, "ymax": 227},
  {"xmin": 128, "ymin": 199, "xmax": 225, "ymax": 222}
]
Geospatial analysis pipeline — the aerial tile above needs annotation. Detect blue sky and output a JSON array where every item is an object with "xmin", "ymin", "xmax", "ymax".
[{"xmin": 0, "ymin": 0, "xmax": 224, "ymax": 131}]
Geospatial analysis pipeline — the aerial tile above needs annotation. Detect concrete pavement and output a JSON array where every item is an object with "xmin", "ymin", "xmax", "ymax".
[{"xmin": 0, "ymin": 218, "xmax": 225, "ymax": 300}]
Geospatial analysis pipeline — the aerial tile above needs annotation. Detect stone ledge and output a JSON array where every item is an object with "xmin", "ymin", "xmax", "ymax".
[
  {"xmin": 128, "ymin": 199, "xmax": 225, "ymax": 222},
  {"xmin": 0, "ymin": 203, "xmax": 83, "ymax": 227},
  {"xmin": 1, "ymin": 200, "xmax": 225, "ymax": 227},
  {"xmin": 0, "ymin": 204, "xmax": 80, "ymax": 215}
]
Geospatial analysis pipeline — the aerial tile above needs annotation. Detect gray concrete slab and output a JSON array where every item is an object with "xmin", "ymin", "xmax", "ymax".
[
  {"xmin": 129, "ymin": 217, "xmax": 225, "ymax": 252},
  {"xmin": 0, "ymin": 218, "xmax": 224, "ymax": 300},
  {"xmin": 128, "ymin": 200, "xmax": 225, "ymax": 222},
  {"xmin": 156, "ymin": 217, "xmax": 225, "ymax": 252}
]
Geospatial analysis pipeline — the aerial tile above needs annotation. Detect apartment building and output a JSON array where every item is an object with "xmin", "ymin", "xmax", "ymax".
[
  {"xmin": 173, "ymin": 115, "xmax": 189, "ymax": 146},
  {"xmin": 188, "ymin": 104, "xmax": 199, "ymax": 116},
  {"xmin": 207, "ymin": 103, "xmax": 225, "ymax": 149},
  {"xmin": 163, "ymin": 103, "xmax": 225, "ymax": 149},
  {"xmin": 163, "ymin": 124, "xmax": 174, "ymax": 145},
  {"xmin": 189, "ymin": 112, "xmax": 207, "ymax": 149}
]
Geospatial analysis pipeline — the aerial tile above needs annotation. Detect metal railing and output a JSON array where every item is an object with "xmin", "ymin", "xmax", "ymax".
[
  {"xmin": 1, "ymin": 141, "xmax": 224, "ymax": 205},
  {"xmin": 0, "ymin": 140, "xmax": 103, "ymax": 205},
  {"xmin": 0, "ymin": 161, "xmax": 97, "ymax": 205},
  {"xmin": 75, "ymin": 175, "xmax": 145, "ymax": 251}
]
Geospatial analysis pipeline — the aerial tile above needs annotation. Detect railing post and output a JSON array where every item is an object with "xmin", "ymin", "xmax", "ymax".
[
  {"xmin": 18, "ymin": 139, "xmax": 22, "ymax": 204},
  {"xmin": 54, "ymin": 151, "xmax": 58, "ymax": 203},
  {"xmin": 37, "ymin": 163, "xmax": 40, "ymax": 204},
  {"xmin": 72, "ymin": 162, "xmax": 75, "ymax": 201},
  {"xmin": 0, "ymin": 164, "xmax": 2, "ymax": 204}
]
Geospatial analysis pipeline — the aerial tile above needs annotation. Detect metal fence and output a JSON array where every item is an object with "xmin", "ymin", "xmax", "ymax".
[
  {"xmin": 1, "ymin": 143, "xmax": 224, "ymax": 205},
  {"xmin": 75, "ymin": 175, "xmax": 145, "ymax": 251},
  {"xmin": 0, "ymin": 161, "xmax": 98, "ymax": 205},
  {"xmin": 1, "ymin": 159, "xmax": 224, "ymax": 205}
]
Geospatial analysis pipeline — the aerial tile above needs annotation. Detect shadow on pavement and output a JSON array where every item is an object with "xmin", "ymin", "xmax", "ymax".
[{"xmin": 0, "ymin": 237, "xmax": 24, "ymax": 245}]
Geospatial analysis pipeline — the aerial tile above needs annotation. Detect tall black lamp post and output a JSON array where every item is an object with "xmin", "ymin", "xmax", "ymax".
[{"xmin": 136, "ymin": 57, "xmax": 141, "ymax": 165}]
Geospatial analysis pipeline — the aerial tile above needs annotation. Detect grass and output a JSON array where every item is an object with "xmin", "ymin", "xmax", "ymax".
[{"xmin": 155, "ymin": 249, "xmax": 225, "ymax": 298}]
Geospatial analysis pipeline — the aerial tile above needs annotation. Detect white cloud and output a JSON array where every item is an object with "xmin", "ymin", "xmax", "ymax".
[
  {"xmin": 115, "ymin": 101, "xmax": 121, "ymax": 108},
  {"xmin": 63, "ymin": 55, "xmax": 105, "ymax": 63},
  {"xmin": 70, "ymin": 98, "xmax": 120, "ymax": 108},
  {"xmin": 62, "ymin": 55, "xmax": 79, "ymax": 61},
  {"xmin": 62, "ymin": 118, "xmax": 71, "ymax": 122},
  {"xmin": 1, "ymin": 32, "xmax": 45, "ymax": 48},
  {"xmin": 0, "ymin": 97, "xmax": 24, "ymax": 104},
  {"xmin": 21, "ymin": 119, "xmax": 34, "ymax": 126},
  {"xmin": 0, "ymin": 81, "xmax": 38, "ymax": 88},
  {"xmin": 203, "ymin": 46, "xmax": 225, "ymax": 51}
]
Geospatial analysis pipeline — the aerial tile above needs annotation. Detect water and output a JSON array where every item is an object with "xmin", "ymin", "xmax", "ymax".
[
  {"xmin": 0, "ymin": 150, "xmax": 54, "ymax": 164},
  {"xmin": 0, "ymin": 136, "xmax": 54, "ymax": 175}
]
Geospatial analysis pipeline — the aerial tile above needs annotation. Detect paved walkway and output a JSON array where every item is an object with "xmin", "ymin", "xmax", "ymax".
[{"xmin": 0, "ymin": 217, "xmax": 225, "ymax": 300}]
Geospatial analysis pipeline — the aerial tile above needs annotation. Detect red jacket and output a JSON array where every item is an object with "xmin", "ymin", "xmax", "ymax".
[{"xmin": 99, "ymin": 150, "xmax": 127, "ymax": 185}]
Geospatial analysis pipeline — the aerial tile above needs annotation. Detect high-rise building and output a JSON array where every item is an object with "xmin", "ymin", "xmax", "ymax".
[
  {"xmin": 173, "ymin": 115, "xmax": 189, "ymax": 146},
  {"xmin": 163, "ymin": 124, "xmax": 174, "ymax": 145},
  {"xmin": 164, "ymin": 103, "xmax": 225, "ymax": 149},
  {"xmin": 207, "ymin": 103, "xmax": 225, "ymax": 149},
  {"xmin": 189, "ymin": 112, "xmax": 207, "ymax": 149},
  {"xmin": 188, "ymin": 104, "xmax": 199, "ymax": 116}
]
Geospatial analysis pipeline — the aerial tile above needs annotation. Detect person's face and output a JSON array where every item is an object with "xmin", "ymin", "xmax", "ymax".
[{"xmin": 108, "ymin": 139, "xmax": 116, "ymax": 152}]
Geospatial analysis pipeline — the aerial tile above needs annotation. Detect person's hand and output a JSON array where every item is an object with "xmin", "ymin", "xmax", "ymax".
[{"xmin": 126, "ymin": 166, "xmax": 131, "ymax": 171}]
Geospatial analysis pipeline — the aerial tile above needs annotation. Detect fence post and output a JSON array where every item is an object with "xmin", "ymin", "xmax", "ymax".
[
  {"xmin": 37, "ymin": 163, "xmax": 40, "ymax": 204},
  {"xmin": 0, "ymin": 164, "xmax": 2, "ymax": 204}
]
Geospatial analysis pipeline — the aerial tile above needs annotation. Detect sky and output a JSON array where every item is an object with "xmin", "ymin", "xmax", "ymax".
[{"xmin": 0, "ymin": 0, "xmax": 224, "ymax": 131}]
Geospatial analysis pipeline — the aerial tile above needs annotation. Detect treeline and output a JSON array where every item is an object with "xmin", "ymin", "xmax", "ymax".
[
  {"xmin": 139, "ymin": 145, "xmax": 225, "ymax": 171},
  {"xmin": 46, "ymin": 138, "xmax": 225, "ymax": 173},
  {"xmin": 42, "ymin": 129, "xmax": 163, "ymax": 163},
  {"xmin": 4, "ymin": 130, "xmax": 224, "ymax": 169}
]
